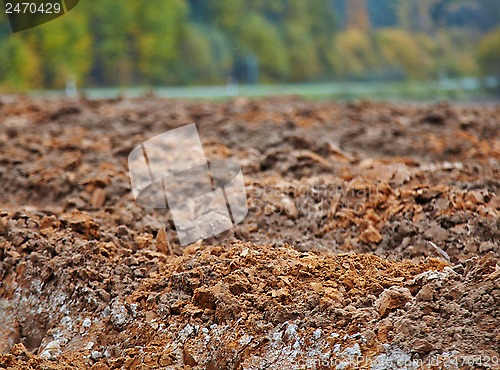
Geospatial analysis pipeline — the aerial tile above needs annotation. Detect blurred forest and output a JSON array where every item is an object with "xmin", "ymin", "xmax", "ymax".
[{"xmin": 1, "ymin": 0, "xmax": 500, "ymax": 90}]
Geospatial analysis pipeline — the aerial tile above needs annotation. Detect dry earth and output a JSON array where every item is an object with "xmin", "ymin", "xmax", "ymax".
[{"xmin": 0, "ymin": 96, "xmax": 499, "ymax": 369}]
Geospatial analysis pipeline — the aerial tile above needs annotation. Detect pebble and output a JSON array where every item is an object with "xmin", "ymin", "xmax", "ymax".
[{"xmin": 39, "ymin": 340, "xmax": 62, "ymax": 360}]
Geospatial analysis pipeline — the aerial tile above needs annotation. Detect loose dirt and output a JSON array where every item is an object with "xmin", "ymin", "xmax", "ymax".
[{"xmin": 0, "ymin": 96, "xmax": 498, "ymax": 369}]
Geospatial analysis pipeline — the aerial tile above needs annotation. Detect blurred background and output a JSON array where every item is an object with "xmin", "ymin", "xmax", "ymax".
[{"xmin": 0, "ymin": 0, "xmax": 499, "ymax": 100}]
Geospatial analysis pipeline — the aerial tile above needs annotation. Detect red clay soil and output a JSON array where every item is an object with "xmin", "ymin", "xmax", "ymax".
[{"xmin": 0, "ymin": 96, "xmax": 498, "ymax": 369}]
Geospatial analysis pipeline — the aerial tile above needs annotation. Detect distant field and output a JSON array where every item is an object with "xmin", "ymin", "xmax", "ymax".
[{"xmin": 26, "ymin": 77, "xmax": 498, "ymax": 102}]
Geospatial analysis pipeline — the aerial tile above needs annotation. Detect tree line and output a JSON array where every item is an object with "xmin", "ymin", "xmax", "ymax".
[{"xmin": 0, "ymin": 0, "xmax": 499, "ymax": 90}]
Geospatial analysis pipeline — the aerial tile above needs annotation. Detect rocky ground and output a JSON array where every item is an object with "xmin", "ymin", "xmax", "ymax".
[{"xmin": 0, "ymin": 96, "xmax": 498, "ymax": 369}]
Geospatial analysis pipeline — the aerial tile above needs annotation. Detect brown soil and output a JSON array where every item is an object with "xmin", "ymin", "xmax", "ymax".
[{"xmin": 0, "ymin": 96, "xmax": 498, "ymax": 369}]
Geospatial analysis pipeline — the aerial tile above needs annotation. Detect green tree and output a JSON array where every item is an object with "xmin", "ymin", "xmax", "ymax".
[
  {"xmin": 477, "ymin": 27, "xmax": 500, "ymax": 81},
  {"xmin": 26, "ymin": 11, "xmax": 90, "ymax": 88},
  {"xmin": 0, "ymin": 35, "xmax": 41, "ymax": 90},
  {"xmin": 280, "ymin": 0, "xmax": 330, "ymax": 81},
  {"xmin": 329, "ymin": 29, "xmax": 375, "ymax": 78},
  {"xmin": 175, "ymin": 25, "xmax": 218, "ymax": 84},
  {"xmin": 135, "ymin": 0, "xmax": 187, "ymax": 85},
  {"xmin": 207, "ymin": 0, "xmax": 246, "ymax": 33},
  {"xmin": 435, "ymin": 29, "xmax": 478, "ymax": 78},
  {"xmin": 375, "ymin": 29, "xmax": 434, "ymax": 79},
  {"xmin": 237, "ymin": 13, "xmax": 289, "ymax": 81},
  {"xmin": 83, "ymin": 0, "xmax": 136, "ymax": 86},
  {"xmin": 303, "ymin": 0, "xmax": 336, "ymax": 79}
]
